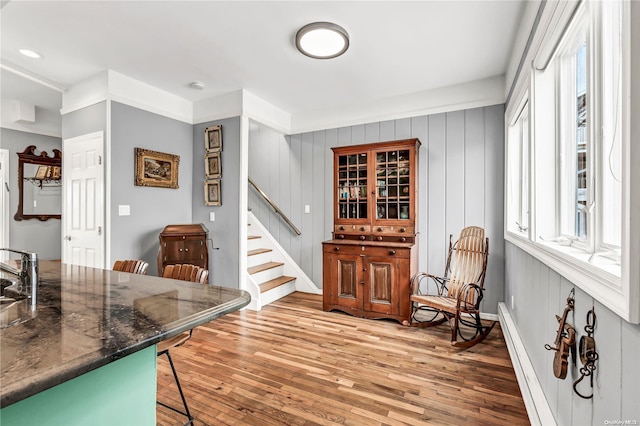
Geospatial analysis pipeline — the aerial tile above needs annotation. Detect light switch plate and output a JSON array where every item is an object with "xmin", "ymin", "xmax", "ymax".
[
  {"xmin": 118, "ymin": 205, "xmax": 130, "ymax": 216},
  {"xmin": 304, "ymin": 205, "xmax": 310, "ymax": 214},
  {"xmin": 209, "ymin": 212, "xmax": 215, "ymax": 221}
]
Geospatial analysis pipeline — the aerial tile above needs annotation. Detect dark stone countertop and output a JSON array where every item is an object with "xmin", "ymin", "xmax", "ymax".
[{"xmin": 0, "ymin": 261, "xmax": 250, "ymax": 408}]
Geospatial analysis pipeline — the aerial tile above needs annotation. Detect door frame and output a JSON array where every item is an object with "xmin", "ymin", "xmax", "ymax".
[{"xmin": 62, "ymin": 131, "xmax": 105, "ymax": 267}]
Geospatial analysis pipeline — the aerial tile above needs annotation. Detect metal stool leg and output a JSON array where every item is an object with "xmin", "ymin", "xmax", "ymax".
[{"xmin": 158, "ymin": 349, "xmax": 194, "ymax": 426}]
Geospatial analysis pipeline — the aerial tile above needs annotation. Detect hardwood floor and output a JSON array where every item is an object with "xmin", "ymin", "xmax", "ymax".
[{"xmin": 157, "ymin": 292, "xmax": 529, "ymax": 426}]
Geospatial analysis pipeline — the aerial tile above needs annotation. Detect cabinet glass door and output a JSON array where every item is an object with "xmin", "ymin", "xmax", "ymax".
[
  {"xmin": 375, "ymin": 149, "xmax": 411, "ymax": 220},
  {"xmin": 337, "ymin": 153, "xmax": 368, "ymax": 219}
]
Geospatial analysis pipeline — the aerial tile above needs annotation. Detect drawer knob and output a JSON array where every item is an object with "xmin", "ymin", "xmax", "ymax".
[
  {"xmin": 179, "ymin": 248, "xmax": 183, "ymax": 252},
  {"xmin": 359, "ymin": 235, "xmax": 366, "ymax": 240},
  {"xmin": 334, "ymin": 246, "xmax": 340, "ymax": 251},
  {"xmin": 339, "ymin": 226, "xmax": 345, "ymax": 231},
  {"xmin": 378, "ymin": 227, "xmax": 383, "ymax": 232},
  {"xmin": 185, "ymin": 248, "xmax": 189, "ymax": 252},
  {"xmin": 400, "ymin": 228, "xmax": 406, "ymax": 233},
  {"xmin": 376, "ymin": 236, "xmax": 383, "ymax": 241},
  {"xmin": 338, "ymin": 234, "xmax": 345, "ymax": 239},
  {"xmin": 360, "ymin": 227, "xmax": 366, "ymax": 231},
  {"xmin": 389, "ymin": 250, "xmax": 396, "ymax": 255},
  {"xmin": 400, "ymin": 237, "xmax": 406, "ymax": 242}
]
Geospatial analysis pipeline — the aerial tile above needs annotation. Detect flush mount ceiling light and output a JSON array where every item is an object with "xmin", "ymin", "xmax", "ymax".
[
  {"xmin": 19, "ymin": 49, "xmax": 43, "ymax": 59},
  {"xmin": 295, "ymin": 22, "xmax": 349, "ymax": 59},
  {"xmin": 190, "ymin": 81, "xmax": 205, "ymax": 90}
]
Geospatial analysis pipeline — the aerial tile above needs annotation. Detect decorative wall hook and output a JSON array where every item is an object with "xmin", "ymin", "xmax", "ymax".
[
  {"xmin": 573, "ymin": 308, "xmax": 598, "ymax": 399},
  {"xmin": 545, "ymin": 288, "xmax": 576, "ymax": 379}
]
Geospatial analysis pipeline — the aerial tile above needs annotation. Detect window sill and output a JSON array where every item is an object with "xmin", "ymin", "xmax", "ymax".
[{"xmin": 505, "ymin": 231, "xmax": 634, "ymax": 322}]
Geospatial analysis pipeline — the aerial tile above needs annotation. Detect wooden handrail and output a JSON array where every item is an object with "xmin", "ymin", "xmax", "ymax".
[{"xmin": 248, "ymin": 177, "xmax": 301, "ymax": 236}]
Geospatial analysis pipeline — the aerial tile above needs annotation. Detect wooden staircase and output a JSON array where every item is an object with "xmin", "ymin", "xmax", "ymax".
[{"xmin": 244, "ymin": 212, "xmax": 321, "ymax": 311}]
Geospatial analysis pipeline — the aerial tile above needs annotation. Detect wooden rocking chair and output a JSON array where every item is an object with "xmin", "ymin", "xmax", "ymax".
[{"xmin": 408, "ymin": 226, "xmax": 495, "ymax": 348}]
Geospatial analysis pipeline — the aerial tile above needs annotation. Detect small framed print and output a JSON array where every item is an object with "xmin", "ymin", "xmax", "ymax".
[
  {"xmin": 204, "ymin": 179, "xmax": 221, "ymax": 206},
  {"xmin": 35, "ymin": 165, "xmax": 49, "ymax": 180},
  {"xmin": 50, "ymin": 166, "xmax": 61, "ymax": 180},
  {"xmin": 205, "ymin": 152, "xmax": 222, "ymax": 179},
  {"xmin": 205, "ymin": 125, "xmax": 222, "ymax": 152}
]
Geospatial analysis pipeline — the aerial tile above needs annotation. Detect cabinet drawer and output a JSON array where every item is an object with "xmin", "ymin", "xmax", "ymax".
[
  {"xmin": 334, "ymin": 224, "xmax": 371, "ymax": 234},
  {"xmin": 323, "ymin": 243, "xmax": 411, "ymax": 259},
  {"xmin": 371, "ymin": 225, "xmax": 414, "ymax": 235}
]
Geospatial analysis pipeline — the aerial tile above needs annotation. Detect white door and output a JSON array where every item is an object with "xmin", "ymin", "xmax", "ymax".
[
  {"xmin": 0, "ymin": 149, "xmax": 9, "ymax": 257},
  {"xmin": 62, "ymin": 132, "xmax": 104, "ymax": 268}
]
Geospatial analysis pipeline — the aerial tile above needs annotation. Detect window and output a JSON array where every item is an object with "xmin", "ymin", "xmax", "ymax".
[
  {"xmin": 505, "ymin": 1, "xmax": 636, "ymax": 322},
  {"xmin": 506, "ymin": 99, "xmax": 529, "ymax": 235}
]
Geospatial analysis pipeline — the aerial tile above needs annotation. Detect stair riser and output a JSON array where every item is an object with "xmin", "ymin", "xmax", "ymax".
[
  {"xmin": 250, "ymin": 266, "xmax": 284, "ymax": 284},
  {"xmin": 247, "ymin": 251, "xmax": 272, "ymax": 268},
  {"xmin": 247, "ymin": 237, "xmax": 263, "ymax": 251},
  {"xmin": 261, "ymin": 281, "xmax": 296, "ymax": 306}
]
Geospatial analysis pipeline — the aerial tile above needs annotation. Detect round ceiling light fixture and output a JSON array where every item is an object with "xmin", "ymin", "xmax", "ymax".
[
  {"xmin": 190, "ymin": 81, "xmax": 205, "ymax": 90},
  {"xmin": 19, "ymin": 49, "xmax": 43, "ymax": 59},
  {"xmin": 295, "ymin": 22, "xmax": 349, "ymax": 59}
]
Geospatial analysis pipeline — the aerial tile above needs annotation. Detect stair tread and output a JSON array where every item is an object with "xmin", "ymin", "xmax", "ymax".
[
  {"xmin": 248, "ymin": 248, "xmax": 272, "ymax": 256},
  {"xmin": 248, "ymin": 235, "xmax": 261, "ymax": 240},
  {"xmin": 259, "ymin": 276, "xmax": 296, "ymax": 293},
  {"xmin": 248, "ymin": 261, "xmax": 284, "ymax": 275}
]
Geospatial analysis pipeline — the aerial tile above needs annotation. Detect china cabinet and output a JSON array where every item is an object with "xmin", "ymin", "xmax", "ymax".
[{"xmin": 322, "ymin": 139, "xmax": 420, "ymax": 323}]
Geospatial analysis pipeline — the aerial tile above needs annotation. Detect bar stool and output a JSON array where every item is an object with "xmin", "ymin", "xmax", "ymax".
[{"xmin": 157, "ymin": 264, "xmax": 209, "ymax": 425}]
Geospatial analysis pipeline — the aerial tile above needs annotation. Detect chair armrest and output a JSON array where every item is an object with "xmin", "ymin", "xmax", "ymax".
[
  {"xmin": 457, "ymin": 283, "xmax": 484, "ymax": 310},
  {"xmin": 410, "ymin": 272, "xmax": 449, "ymax": 296}
]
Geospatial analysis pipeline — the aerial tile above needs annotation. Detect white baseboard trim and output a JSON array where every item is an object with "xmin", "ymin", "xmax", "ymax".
[{"xmin": 498, "ymin": 302, "xmax": 556, "ymax": 426}]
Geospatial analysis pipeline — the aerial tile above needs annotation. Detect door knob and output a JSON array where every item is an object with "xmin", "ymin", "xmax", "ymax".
[{"xmin": 64, "ymin": 235, "xmax": 71, "ymax": 241}]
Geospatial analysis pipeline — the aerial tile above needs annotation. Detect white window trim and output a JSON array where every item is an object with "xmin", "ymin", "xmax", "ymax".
[{"xmin": 505, "ymin": 0, "xmax": 638, "ymax": 323}]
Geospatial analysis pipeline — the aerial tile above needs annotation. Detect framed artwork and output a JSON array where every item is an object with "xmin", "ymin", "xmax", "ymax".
[
  {"xmin": 204, "ymin": 179, "xmax": 221, "ymax": 206},
  {"xmin": 135, "ymin": 148, "xmax": 180, "ymax": 189},
  {"xmin": 35, "ymin": 165, "xmax": 49, "ymax": 180},
  {"xmin": 205, "ymin": 152, "xmax": 221, "ymax": 179},
  {"xmin": 50, "ymin": 166, "xmax": 61, "ymax": 180},
  {"xmin": 205, "ymin": 125, "xmax": 222, "ymax": 152}
]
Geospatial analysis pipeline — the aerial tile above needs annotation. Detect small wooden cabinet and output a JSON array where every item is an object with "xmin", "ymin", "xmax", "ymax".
[
  {"xmin": 157, "ymin": 224, "xmax": 209, "ymax": 278},
  {"xmin": 323, "ymin": 139, "xmax": 420, "ymax": 324}
]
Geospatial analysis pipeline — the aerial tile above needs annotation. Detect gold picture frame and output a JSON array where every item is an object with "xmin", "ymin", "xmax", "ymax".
[
  {"xmin": 204, "ymin": 152, "xmax": 222, "ymax": 179},
  {"xmin": 51, "ymin": 166, "xmax": 61, "ymax": 180},
  {"xmin": 135, "ymin": 148, "xmax": 179, "ymax": 189},
  {"xmin": 204, "ymin": 179, "xmax": 221, "ymax": 206},
  {"xmin": 34, "ymin": 165, "xmax": 49, "ymax": 180},
  {"xmin": 204, "ymin": 125, "xmax": 222, "ymax": 152}
]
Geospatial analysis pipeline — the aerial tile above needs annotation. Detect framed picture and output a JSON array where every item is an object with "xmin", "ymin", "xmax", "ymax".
[
  {"xmin": 204, "ymin": 179, "xmax": 221, "ymax": 206},
  {"xmin": 204, "ymin": 152, "xmax": 222, "ymax": 179},
  {"xmin": 135, "ymin": 148, "xmax": 180, "ymax": 189},
  {"xmin": 50, "ymin": 166, "xmax": 61, "ymax": 180},
  {"xmin": 205, "ymin": 125, "xmax": 222, "ymax": 152},
  {"xmin": 35, "ymin": 165, "xmax": 49, "ymax": 180}
]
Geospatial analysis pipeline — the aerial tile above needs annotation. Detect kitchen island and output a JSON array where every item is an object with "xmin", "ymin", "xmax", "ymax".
[{"xmin": 0, "ymin": 261, "xmax": 250, "ymax": 425}]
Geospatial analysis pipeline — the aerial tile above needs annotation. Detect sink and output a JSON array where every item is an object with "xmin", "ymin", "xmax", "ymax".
[
  {"xmin": 0, "ymin": 297, "xmax": 36, "ymax": 329},
  {"xmin": 0, "ymin": 277, "xmax": 35, "ymax": 328}
]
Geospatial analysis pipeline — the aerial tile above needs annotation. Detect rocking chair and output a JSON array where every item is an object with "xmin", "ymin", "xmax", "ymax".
[{"xmin": 408, "ymin": 226, "xmax": 495, "ymax": 348}]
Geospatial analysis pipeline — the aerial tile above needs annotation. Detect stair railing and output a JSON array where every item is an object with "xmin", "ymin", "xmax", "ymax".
[{"xmin": 248, "ymin": 177, "xmax": 301, "ymax": 236}]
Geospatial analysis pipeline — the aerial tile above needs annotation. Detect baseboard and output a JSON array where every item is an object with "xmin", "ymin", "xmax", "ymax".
[{"xmin": 498, "ymin": 302, "xmax": 556, "ymax": 426}]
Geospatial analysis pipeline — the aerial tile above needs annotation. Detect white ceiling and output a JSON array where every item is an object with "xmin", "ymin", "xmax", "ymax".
[{"xmin": 0, "ymin": 1, "xmax": 526, "ymax": 135}]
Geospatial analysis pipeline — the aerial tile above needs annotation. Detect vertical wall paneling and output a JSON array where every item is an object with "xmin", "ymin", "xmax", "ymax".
[
  {"xmin": 311, "ymin": 131, "xmax": 326, "ymax": 285},
  {"xmin": 299, "ymin": 132, "xmax": 314, "ymax": 275},
  {"xmin": 411, "ymin": 116, "xmax": 428, "ymax": 274},
  {"xmin": 288, "ymin": 134, "xmax": 302, "ymax": 266},
  {"xmin": 505, "ymin": 241, "xmax": 640, "ymax": 424},
  {"xmin": 268, "ymin": 127, "xmax": 281, "ymax": 238},
  {"xmin": 483, "ymin": 104, "xmax": 505, "ymax": 313},
  {"xmin": 248, "ymin": 105, "xmax": 505, "ymax": 313},
  {"xmin": 445, "ymin": 111, "xmax": 465, "ymax": 239}
]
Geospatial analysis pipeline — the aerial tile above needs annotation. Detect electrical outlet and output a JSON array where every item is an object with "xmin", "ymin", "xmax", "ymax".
[{"xmin": 511, "ymin": 295, "xmax": 515, "ymax": 310}]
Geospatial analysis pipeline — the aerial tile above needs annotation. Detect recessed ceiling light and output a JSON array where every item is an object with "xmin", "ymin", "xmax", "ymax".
[
  {"xmin": 190, "ymin": 81, "xmax": 205, "ymax": 90},
  {"xmin": 296, "ymin": 22, "xmax": 349, "ymax": 59},
  {"xmin": 19, "ymin": 49, "xmax": 43, "ymax": 59}
]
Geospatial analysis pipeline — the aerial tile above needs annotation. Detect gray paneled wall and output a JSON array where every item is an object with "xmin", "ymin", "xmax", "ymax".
[
  {"xmin": 192, "ymin": 117, "xmax": 241, "ymax": 289},
  {"xmin": 1, "ymin": 128, "xmax": 62, "ymax": 259},
  {"xmin": 505, "ymin": 242, "xmax": 640, "ymax": 424},
  {"xmin": 249, "ymin": 104, "xmax": 505, "ymax": 314},
  {"xmin": 110, "ymin": 102, "xmax": 193, "ymax": 276}
]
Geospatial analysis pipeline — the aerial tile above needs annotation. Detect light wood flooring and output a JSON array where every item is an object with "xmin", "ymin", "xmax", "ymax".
[{"xmin": 157, "ymin": 292, "xmax": 529, "ymax": 426}]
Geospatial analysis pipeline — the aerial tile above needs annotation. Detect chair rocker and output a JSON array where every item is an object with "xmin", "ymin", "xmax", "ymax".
[{"xmin": 408, "ymin": 226, "xmax": 495, "ymax": 348}]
